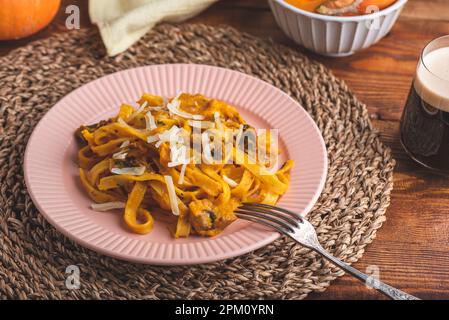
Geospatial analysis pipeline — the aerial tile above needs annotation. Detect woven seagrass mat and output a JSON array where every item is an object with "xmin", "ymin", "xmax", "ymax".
[{"xmin": 0, "ymin": 23, "xmax": 395, "ymax": 299}]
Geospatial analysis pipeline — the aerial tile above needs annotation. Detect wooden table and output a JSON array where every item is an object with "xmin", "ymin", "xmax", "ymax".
[{"xmin": 1, "ymin": 0, "xmax": 448, "ymax": 300}]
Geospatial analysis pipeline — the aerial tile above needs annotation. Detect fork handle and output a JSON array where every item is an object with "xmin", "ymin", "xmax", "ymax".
[{"xmin": 314, "ymin": 246, "xmax": 419, "ymax": 300}]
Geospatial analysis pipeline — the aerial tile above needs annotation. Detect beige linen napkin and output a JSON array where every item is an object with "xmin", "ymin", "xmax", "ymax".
[{"xmin": 89, "ymin": 0, "xmax": 218, "ymax": 56}]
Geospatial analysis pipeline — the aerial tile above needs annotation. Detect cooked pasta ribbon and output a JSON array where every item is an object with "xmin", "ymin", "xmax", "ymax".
[{"xmin": 124, "ymin": 182, "xmax": 154, "ymax": 234}]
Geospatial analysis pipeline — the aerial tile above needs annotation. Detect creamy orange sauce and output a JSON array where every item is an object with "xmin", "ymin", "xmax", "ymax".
[
  {"xmin": 285, "ymin": 0, "xmax": 397, "ymax": 16},
  {"xmin": 285, "ymin": 0, "xmax": 324, "ymax": 12}
]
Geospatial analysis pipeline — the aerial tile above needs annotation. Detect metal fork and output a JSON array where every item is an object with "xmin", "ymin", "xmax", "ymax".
[{"xmin": 236, "ymin": 203, "xmax": 419, "ymax": 300}]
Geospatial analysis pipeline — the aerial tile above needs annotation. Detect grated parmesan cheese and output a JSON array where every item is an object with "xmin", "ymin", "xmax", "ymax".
[
  {"xmin": 168, "ymin": 142, "xmax": 189, "ymax": 167},
  {"xmin": 167, "ymin": 94, "xmax": 205, "ymax": 120},
  {"xmin": 111, "ymin": 166, "xmax": 146, "ymax": 176},
  {"xmin": 192, "ymin": 114, "xmax": 205, "ymax": 120},
  {"xmin": 128, "ymin": 101, "xmax": 148, "ymax": 120},
  {"xmin": 155, "ymin": 140, "xmax": 164, "ymax": 148},
  {"xmin": 154, "ymin": 125, "xmax": 182, "ymax": 149},
  {"xmin": 112, "ymin": 150, "xmax": 127, "ymax": 160},
  {"xmin": 149, "ymin": 106, "xmax": 164, "ymax": 111},
  {"xmin": 168, "ymin": 162, "xmax": 181, "ymax": 168},
  {"xmin": 147, "ymin": 135, "xmax": 159, "ymax": 143},
  {"xmin": 144, "ymin": 110, "xmax": 157, "ymax": 131},
  {"xmin": 161, "ymin": 125, "xmax": 181, "ymax": 140},
  {"xmin": 164, "ymin": 175, "xmax": 180, "ymax": 216},
  {"xmin": 120, "ymin": 140, "xmax": 130, "ymax": 148},
  {"xmin": 90, "ymin": 202, "xmax": 126, "ymax": 211},
  {"xmin": 117, "ymin": 117, "xmax": 127, "ymax": 126},
  {"xmin": 222, "ymin": 175, "xmax": 238, "ymax": 187}
]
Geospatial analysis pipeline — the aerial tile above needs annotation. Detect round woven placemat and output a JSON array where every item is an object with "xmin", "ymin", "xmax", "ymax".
[{"xmin": 0, "ymin": 23, "xmax": 394, "ymax": 299}]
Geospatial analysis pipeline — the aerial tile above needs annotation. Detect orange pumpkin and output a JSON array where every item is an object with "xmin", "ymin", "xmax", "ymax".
[{"xmin": 0, "ymin": 0, "xmax": 61, "ymax": 40}]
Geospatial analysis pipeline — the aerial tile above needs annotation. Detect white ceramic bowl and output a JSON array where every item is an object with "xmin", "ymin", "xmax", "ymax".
[{"xmin": 268, "ymin": 0, "xmax": 408, "ymax": 57}]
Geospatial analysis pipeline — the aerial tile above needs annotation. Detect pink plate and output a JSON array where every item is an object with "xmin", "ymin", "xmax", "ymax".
[{"xmin": 24, "ymin": 64, "xmax": 327, "ymax": 265}]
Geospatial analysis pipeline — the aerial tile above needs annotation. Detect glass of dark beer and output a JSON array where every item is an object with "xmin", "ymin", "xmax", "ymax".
[{"xmin": 400, "ymin": 35, "xmax": 449, "ymax": 172}]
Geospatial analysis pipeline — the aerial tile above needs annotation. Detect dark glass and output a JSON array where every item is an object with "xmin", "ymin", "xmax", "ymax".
[
  {"xmin": 401, "ymin": 87, "xmax": 449, "ymax": 172},
  {"xmin": 400, "ymin": 35, "xmax": 449, "ymax": 172}
]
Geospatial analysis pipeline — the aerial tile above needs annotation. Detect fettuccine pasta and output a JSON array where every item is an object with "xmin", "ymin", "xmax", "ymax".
[{"xmin": 76, "ymin": 93, "xmax": 293, "ymax": 237}]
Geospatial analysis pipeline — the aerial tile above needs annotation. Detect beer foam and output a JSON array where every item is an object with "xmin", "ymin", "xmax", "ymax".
[{"xmin": 414, "ymin": 47, "xmax": 449, "ymax": 112}]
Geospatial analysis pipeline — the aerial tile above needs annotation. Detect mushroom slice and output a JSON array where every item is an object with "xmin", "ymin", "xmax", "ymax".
[{"xmin": 316, "ymin": 0, "xmax": 363, "ymax": 15}]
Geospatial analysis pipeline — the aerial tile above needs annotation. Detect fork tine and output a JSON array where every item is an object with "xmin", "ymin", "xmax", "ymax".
[
  {"xmin": 235, "ymin": 209, "xmax": 295, "ymax": 233},
  {"xmin": 235, "ymin": 212, "xmax": 290, "ymax": 235},
  {"xmin": 241, "ymin": 202, "xmax": 301, "ymax": 220},
  {"xmin": 237, "ymin": 205, "xmax": 300, "ymax": 227}
]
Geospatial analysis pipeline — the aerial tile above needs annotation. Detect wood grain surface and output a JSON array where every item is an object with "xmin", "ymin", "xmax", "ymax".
[{"xmin": 1, "ymin": 0, "xmax": 448, "ymax": 300}]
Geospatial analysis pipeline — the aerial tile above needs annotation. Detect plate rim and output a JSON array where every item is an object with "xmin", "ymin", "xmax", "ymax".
[{"xmin": 23, "ymin": 63, "xmax": 328, "ymax": 265}]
